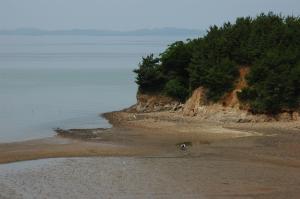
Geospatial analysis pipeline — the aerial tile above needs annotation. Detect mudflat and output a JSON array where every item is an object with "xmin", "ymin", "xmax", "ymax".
[
  {"xmin": 0, "ymin": 111, "xmax": 300, "ymax": 198},
  {"xmin": 0, "ymin": 111, "xmax": 262, "ymax": 164}
]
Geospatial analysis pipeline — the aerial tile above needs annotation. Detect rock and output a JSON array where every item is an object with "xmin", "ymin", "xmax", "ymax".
[
  {"xmin": 277, "ymin": 112, "xmax": 293, "ymax": 121},
  {"xmin": 136, "ymin": 103, "xmax": 146, "ymax": 113},
  {"xmin": 172, "ymin": 103, "xmax": 181, "ymax": 111},
  {"xmin": 183, "ymin": 87, "xmax": 206, "ymax": 116},
  {"xmin": 135, "ymin": 93, "xmax": 179, "ymax": 113},
  {"xmin": 164, "ymin": 104, "xmax": 172, "ymax": 109},
  {"xmin": 292, "ymin": 112, "xmax": 300, "ymax": 121},
  {"xmin": 237, "ymin": 118, "xmax": 252, "ymax": 123}
]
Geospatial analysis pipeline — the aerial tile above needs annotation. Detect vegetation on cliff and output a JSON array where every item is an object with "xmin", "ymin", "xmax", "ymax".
[{"xmin": 134, "ymin": 13, "xmax": 300, "ymax": 114}]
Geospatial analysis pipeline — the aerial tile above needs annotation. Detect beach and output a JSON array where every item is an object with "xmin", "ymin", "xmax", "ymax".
[
  {"xmin": 0, "ymin": 110, "xmax": 300, "ymax": 198},
  {"xmin": 1, "ymin": 2, "xmax": 299, "ymax": 198}
]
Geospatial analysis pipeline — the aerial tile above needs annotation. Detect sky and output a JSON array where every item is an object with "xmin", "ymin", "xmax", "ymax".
[{"xmin": 0, "ymin": 0, "xmax": 299, "ymax": 31}]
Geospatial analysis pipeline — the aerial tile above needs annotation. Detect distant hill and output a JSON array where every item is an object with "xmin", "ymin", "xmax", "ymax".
[
  {"xmin": 133, "ymin": 13, "xmax": 300, "ymax": 114},
  {"xmin": 0, "ymin": 27, "xmax": 204, "ymax": 37}
]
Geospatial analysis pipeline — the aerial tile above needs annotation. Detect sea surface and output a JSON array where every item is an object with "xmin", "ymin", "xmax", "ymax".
[{"xmin": 0, "ymin": 35, "xmax": 197, "ymax": 143}]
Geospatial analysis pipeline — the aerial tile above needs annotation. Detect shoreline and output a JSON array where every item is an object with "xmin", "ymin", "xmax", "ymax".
[
  {"xmin": 0, "ymin": 109, "xmax": 260, "ymax": 164},
  {"xmin": 1, "ymin": 109, "xmax": 300, "ymax": 198},
  {"xmin": 0, "ymin": 108, "xmax": 299, "ymax": 165}
]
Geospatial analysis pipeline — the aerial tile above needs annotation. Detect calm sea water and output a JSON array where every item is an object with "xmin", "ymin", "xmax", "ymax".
[{"xmin": 0, "ymin": 35, "xmax": 196, "ymax": 143}]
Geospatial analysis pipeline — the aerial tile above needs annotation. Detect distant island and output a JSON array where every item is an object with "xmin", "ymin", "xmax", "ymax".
[{"xmin": 0, "ymin": 27, "xmax": 204, "ymax": 37}]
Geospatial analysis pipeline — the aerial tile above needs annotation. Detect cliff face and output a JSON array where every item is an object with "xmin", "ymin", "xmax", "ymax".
[
  {"xmin": 131, "ymin": 67, "xmax": 299, "ymax": 122},
  {"xmin": 183, "ymin": 87, "xmax": 206, "ymax": 116},
  {"xmin": 222, "ymin": 67, "xmax": 249, "ymax": 108},
  {"xmin": 181, "ymin": 86, "xmax": 256, "ymax": 122},
  {"xmin": 133, "ymin": 92, "xmax": 299, "ymax": 122}
]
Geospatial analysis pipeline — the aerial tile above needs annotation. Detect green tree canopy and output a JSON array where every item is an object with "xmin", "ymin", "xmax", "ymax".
[{"xmin": 134, "ymin": 13, "xmax": 300, "ymax": 113}]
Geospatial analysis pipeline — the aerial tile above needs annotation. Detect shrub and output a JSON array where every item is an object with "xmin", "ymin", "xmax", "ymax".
[
  {"xmin": 164, "ymin": 79, "xmax": 188, "ymax": 101},
  {"xmin": 133, "ymin": 54, "xmax": 165, "ymax": 93}
]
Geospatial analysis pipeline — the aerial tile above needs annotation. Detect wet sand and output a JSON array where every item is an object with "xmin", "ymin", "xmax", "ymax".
[
  {"xmin": 0, "ymin": 111, "xmax": 260, "ymax": 164},
  {"xmin": 0, "ymin": 111, "xmax": 300, "ymax": 198},
  {"xmin": 1, "ymin": 156, "xmax": 300, "ymax": 199}
]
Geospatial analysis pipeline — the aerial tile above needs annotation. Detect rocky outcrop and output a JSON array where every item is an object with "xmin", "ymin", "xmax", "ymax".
[
  {"xmin": 130, "ymin": 93, "xmax": 183, "ymax": 113},
  {"xmin": 130, "ymin": 91, "xmax": 299, "ymax": 123},
  {"xmin": 129, "ymin": 66, "xmax": 299, "ymax": 122}
]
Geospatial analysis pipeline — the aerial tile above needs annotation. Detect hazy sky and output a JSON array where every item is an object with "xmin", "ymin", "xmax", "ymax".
[{"xmin": 0, "ymin": 0, "xmax": 299, "ymax": 30}]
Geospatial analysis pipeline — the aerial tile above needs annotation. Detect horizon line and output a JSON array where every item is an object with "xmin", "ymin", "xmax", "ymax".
[{"xmin": 0, "ymin": 27, "xmax": 204, "ymax": 36}]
